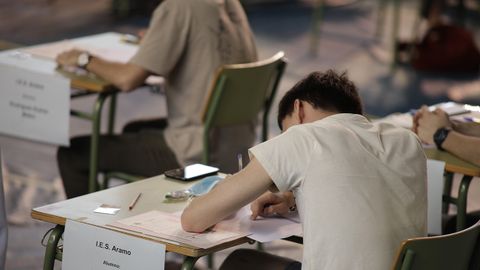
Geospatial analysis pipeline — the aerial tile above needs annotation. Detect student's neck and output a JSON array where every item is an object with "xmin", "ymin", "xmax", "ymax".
[{"xmin": 304, "ymin": 110, "xmax": 337, "ymax": 123}]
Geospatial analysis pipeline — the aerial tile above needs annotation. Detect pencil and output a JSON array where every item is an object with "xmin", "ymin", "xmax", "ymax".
[{"xmin": 128, "ymin": 192, "xmax": 142, "ymax": 211}]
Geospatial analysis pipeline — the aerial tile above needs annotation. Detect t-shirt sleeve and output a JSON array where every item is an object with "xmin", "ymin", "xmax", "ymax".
[
  {"xmin": 129, "ymin": 0, "xmax": 191, "ymax": 76},
  {"xmin": 249, "ymin": 126, "xmax": 314, "ymax": 192}
]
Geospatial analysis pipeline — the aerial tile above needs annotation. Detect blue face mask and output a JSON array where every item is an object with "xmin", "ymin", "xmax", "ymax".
[{"xmin": 165, "ymin": 175, "xmax": 224, "ymax": 201}]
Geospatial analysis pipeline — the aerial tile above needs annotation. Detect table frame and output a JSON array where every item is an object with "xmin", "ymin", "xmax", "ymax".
[
  {"xmin": 31, "ymin": 176, "xmax": 252, "ymax": 270},
  {"xmin": 425, "ymin": 148, "xmax": 480, "ymax": 232}
]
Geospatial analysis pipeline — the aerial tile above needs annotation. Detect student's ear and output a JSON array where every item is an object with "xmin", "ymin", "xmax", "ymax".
[
  {"xmin": 290, "ymin": 99, "xmax": 305, "ymax": 125},
  {"xmin": 296, "ymin": 100, "xmax": 306, "ymax": 124}
]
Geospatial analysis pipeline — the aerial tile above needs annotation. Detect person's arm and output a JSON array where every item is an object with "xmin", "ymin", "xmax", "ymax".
[
  {"xmin": 452, "ymin": 121, "xmax": 480, "ymax": 137},
  {"xmin": 414, "ymin": 106, "xmax": 480, "ymax": 166},
  {"xmin": 56, "ymin": 49, "xmax": 150, "ymax": 92},
  {"xmin": 441, "ymin": 131, "xmax": 480, "ymax": 166},
  {"xmin": 181, "ymin": 158, "xmax": 274, "ymax": 233}
]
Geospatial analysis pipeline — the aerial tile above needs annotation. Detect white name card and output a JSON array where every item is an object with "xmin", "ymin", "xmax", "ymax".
[
  {"xmin": 0, "ymin": 58, "xmax": 70, "ymax": 146},
  {"xmin": 63, "ymin": 220, "xmax": 166, "ymax": 270},
  {"xmin": 427, "ymin": 159, "xmax": 446, "ymax": 235}
]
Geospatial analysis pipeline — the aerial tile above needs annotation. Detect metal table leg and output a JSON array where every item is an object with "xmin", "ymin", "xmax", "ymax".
[
  {"xmin": 88, "ymin": 93, "xmax": 110, "ymax": 193},
  {"xmin": 107, "ymin": 93, "xmax": 117, "ymax": 135},
  {"xmin": 181, "ymin": 256, "xmax": 200, "ymax": 270},
  {"xmin": 43, "ymin": 225, "xmax": 64, "ymax": 270},
  {"xmin": 309, "ymin": 0, "xmax": 324, "ymax": 56},
  {"xmin": 442, "ymin": 172, "xmax": 454, "ymax": 214}
]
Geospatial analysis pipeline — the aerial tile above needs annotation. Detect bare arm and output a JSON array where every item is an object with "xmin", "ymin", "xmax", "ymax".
[
  {"xmin": 181, "ymin": 158, "xmax": 274, "ymax": 233},
  {"xmin": 452, "ymin": 121, "xmax": 480, "ymax": 137},
  {"xmin": 414, "ymin": 106, "xmax": 480, "ymax": 166},
  {"xmin": 56, "ymin": 49, "xmax": 150, "ymax": 92},
  {"xmin": 442, "ymin": 131, "xmax": 480, "ymax": 166}
]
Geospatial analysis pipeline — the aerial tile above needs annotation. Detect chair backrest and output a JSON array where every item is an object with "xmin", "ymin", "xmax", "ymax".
[
  {"xmin": 201, "ymin": 51, "xmax": 287, "ymax": 163},
  {"xmin": 391, "ymin": 220, "xmax": 480, "ymax": 270}
]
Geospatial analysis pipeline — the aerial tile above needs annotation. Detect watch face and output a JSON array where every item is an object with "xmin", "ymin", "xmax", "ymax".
[{"xmin": 77, "ymin": 53, "xmax": 90, "ymax": 67}]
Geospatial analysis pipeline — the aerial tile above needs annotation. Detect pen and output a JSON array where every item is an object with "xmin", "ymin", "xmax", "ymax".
[
  {"xmin": 463, "ymin": 116, "xmax": 480, "ymax": 123},
  {"xmin": 128, "ymin": 192, "xmax": 142, "ymax": 211},
  {"xmin": 237, "ymin": 153, "xmax": 243, "ymax": 171}
]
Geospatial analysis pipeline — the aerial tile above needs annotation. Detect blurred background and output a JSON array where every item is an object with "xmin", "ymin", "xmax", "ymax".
[{"xmin": 0, "ymin": 0, "xmax": 479, "ymax": 269}]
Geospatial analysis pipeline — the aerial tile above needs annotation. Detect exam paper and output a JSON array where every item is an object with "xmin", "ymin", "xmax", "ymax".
[
  {"xmin": 371, "ymin": 113, "xmax": 413, "ymax": 129},
  {"xmin": 109, "ymin": 210, "xmax": 250, "ymax": 249},
  {"xmin": 215, "ymin": 206, "xmax": 302, "ymax": 243},
  {"xmin": 21, "ymin": 33, "xmax": 137, "ymax": 63}
]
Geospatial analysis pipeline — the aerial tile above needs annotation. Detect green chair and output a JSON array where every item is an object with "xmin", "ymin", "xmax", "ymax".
[
  {"xmin": 391, "ymin": 220, "xmax": 480, "ymax": 270},
  {"xmin": 103, "ymin": 51, "xmax": 286, "ymax": 269},
  {"xmin": 201, "ymin": 51, "xmax": 287, "ymax": 164},
  {"xmin": 103, "ymin": 51, "xmax": 287, "ymax": 187}
]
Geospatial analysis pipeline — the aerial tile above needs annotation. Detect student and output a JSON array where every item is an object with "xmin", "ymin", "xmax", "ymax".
[
  {"xmin": 413, "ymin": 106, "xmax": 480, "ymax": 166},
  {"xmin": 56, "ymin": 0, "xmax": 258, "ymax": 198},
  {"xmin": 182, "ymin": 70, "xmax": 427, "ymax": 270}
]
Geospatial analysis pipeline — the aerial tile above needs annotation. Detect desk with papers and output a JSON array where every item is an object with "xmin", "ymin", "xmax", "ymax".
[
  {"xmin": 31, "ymin": 174, "xmax": 302, "ymax": 270},
  {"xmin": 0, "ymin": 32, "xmax": 148, "ymax": 193},
  {"xmin": 373, "ymin": 102, "xmax": 480, "ymax": 231}
]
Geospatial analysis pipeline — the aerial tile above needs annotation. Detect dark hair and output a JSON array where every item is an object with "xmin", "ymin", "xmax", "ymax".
[{"xmin": 277, "ymin": 70, "xmax": 363, "ymax": 130}]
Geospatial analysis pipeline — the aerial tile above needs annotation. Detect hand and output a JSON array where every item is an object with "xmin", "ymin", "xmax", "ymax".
[
  {"xmin": 250, "ymin": 191, "xmax": 295, "ymax": 220},
  {"xmin": 56, "ymin": 49, "xmax": 84, "ymax": 67},
  {"xmin": 414, "ymin": 106, "xmax": 452, "ymax": 144}
]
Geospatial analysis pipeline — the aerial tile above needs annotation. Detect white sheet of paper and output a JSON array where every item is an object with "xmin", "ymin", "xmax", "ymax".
[
  {"xmin": 427, "ymin": 159, "xmax": 446, "ymax": 235},
  {"xmin": 94, "ymin": 204, "xmax": 121, "ymax": 215},
  {"xmin": 63, "ymin": 219, "xmax": 166, "ymax": 270},
  {"xmin": 22, "ymin": 32, "xmax": 138, "ymax": 63},
  {"xmin": 109, "ymin": 210, "xmax": 250, "ymax": 249},
  {"xmin": 0, "ymin": 53, "xmax": 70, "ymax": 146},
  {"xmin": 372, "ymin": 113, "xmax": 413, "ymax": 129},
  {"xmin": 215, "ymin": 206, "xmax": 302, "ymax": 243}
]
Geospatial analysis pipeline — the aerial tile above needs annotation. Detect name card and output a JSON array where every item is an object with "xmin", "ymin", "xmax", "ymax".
[
  {"xmin": 63, "ymin": 220, "xmax": 166, "ymax": 270},
  {"xmin": 0, "ymin": 53, "xmax": 70, "ymax": 146},
  {"xmin": 427, "ymin": 159, "xmax": 446, "ymax": 235}
]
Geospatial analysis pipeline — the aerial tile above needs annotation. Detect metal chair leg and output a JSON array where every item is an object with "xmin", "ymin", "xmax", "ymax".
[{"xmin": 456, "ymin": 175, "xmax": 473, "ymax": 231}]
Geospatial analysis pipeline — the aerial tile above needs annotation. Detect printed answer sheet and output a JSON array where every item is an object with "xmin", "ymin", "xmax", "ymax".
[
  {"xmin": 108, "ymin": 210, "xmax": 250, "ymax": 249},
  {"xmin": 108, "ymin": 205, "xmax": 302, "ymax": 249}
]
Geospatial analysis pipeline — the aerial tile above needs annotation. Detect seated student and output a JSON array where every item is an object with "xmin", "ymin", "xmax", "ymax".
[
  {"xmin": 182, "ymin": 70, "xmax": 427, "ymax": 270},
  {"xmin": 55, "ymin": 0, "xmax": 258, "ymax": 198},
  {"xmin": 413, "ymin": 106, "xmax": 480, "ymax": 166}
]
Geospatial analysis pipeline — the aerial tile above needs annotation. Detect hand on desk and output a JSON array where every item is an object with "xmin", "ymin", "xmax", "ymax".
[
  {"xmin": 56, "ymin": 49, "xmax": 86, "ymax": 67},
  {"xmin": 250, "ymin": 191, "xmax": 296, "ymax": 220},
  {"xmin": 413, "ymin": 106, "xmax": 452, "ymax": 144}
]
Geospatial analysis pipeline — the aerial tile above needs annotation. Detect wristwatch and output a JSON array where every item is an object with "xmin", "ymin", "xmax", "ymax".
[
  {"xmin": 77, "ymin": 52, "xmax": 91, "ymax": 68},
  {"xmin": 433, "ymin": 127, "xmax": 451, "ymax": 151}
]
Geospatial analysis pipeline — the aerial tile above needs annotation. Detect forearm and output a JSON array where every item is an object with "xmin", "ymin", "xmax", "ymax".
[
  {"xmin": 86, "ymin": 57, "xmax": 149, "ymax": 92},
  {"xmin": 453, "ymin": 121, "xmax": 480, "ymax": 137},
  {"xmin": 442, "ymin": 131, "xmax": 480, "ymax": 166},
  {"xmin": 181, "ymin": 158, "xmax": 273, "ymax": 232}
]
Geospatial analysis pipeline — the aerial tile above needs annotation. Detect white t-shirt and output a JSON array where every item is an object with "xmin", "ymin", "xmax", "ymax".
[{"xmin": 250, "ymin": 113, "xmax": 427, "ymax": 270}]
